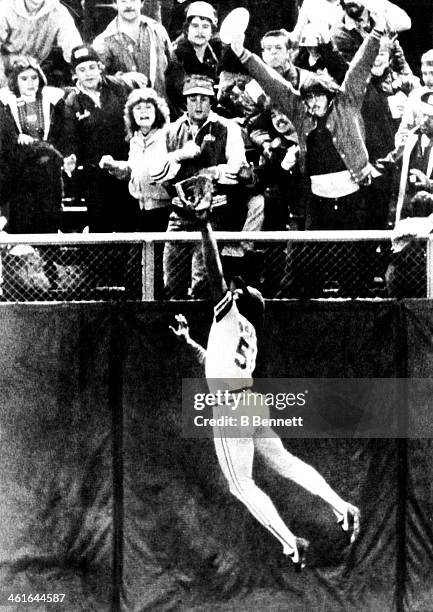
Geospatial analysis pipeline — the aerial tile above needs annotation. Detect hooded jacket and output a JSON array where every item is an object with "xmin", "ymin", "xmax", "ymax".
[
  {"xmin": 0, "ymin": 84, "xmax": 64, "ymax": 143},
  {"xmin": 0, "ymin": 0, "xmax": 82, "ymax": 85}
]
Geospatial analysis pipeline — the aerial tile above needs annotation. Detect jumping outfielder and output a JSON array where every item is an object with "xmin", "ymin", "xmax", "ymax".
[{"xmin": 170, "ymin": 193, "xmax": 360, "ymax": 568}]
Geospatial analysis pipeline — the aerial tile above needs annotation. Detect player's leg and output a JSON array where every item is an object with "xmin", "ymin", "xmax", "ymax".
[
  {"xmin": 254, "ymin": 430, "xmax": 360, "ymax": 542},
  {"xmin": 213, "ymin": 422, "xmax": 306, "ymax": 564}
]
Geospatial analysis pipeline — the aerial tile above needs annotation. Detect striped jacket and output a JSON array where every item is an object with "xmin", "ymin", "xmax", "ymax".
[{"xmin": 153, "ymin": 111, "xmax": 246, "ymax": 196}]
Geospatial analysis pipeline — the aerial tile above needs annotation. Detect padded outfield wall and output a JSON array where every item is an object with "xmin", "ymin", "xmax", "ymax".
[{"xmin": 0, "ymin": 300, "xmax": 432, "ymax": 611}]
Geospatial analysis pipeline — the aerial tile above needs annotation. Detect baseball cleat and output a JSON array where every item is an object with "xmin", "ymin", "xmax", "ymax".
[
  {"xmin": 288, "ymin": 537, "xmax": 310, "ymax": 571},
  {"xmin": 336, "ymin": 504, "xmax": 361, "ymax": 544}
]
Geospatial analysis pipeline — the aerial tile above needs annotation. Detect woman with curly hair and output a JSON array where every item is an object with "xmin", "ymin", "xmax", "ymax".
[{"xmin": 101, "ymin": 87, "xmax": 173, "ymax": 231}]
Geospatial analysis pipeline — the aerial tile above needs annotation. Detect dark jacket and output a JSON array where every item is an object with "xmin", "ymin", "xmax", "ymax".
[
  {"xmin": 294, "ymin": 42, "xmax": 348, "ymax": 85},
  {"xmin": 165, "ymin": 36, "xmax": 220, "ymax": 119},
  {"xmin": 0, "ymin": 85, "xmax": 65, "ymax": 232},
  {"xmin": 61, "ymin": 75, "xmax": 130, "ymax": 164}
]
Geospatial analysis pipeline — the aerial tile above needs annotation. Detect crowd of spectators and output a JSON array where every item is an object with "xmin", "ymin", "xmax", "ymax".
[{"xmin": 0, "ymin": 0, "xmax": 432, "ymax": 299}]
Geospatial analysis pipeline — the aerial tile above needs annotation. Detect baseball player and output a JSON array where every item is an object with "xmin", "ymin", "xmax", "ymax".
[{"xmin": 170, "ymin": 203, "xmax": 360, "ymax": 569}]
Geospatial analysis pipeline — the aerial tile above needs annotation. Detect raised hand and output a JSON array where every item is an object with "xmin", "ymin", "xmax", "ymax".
[
  {"xmin": 169, "ymin": 314, "xmax": 191, "ymax": 343},
  {"xmin": 231, "ymin": 33, "xmax": 246, "ymax": 58}
]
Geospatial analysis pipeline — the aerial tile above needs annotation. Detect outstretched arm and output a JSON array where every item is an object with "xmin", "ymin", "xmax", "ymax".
[
  {"xmin": 230, "ymin": 33, "xmax": 303, "ymax": 125},
  {"xmin": 200, "ymin": 220, "xmax": 228, "ymax": 302},
  {"xmin": 340, "ymin": 14, "xmax": 385, "ymax": 106},
  {"xmin": 169, "ymin": 314, "xmax": 206, "ymax": 365}
]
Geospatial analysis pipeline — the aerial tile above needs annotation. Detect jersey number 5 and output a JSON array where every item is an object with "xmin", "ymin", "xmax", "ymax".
[{"xmin": 234, "ymin": 336, "xmax": 250, "ymax": 370}]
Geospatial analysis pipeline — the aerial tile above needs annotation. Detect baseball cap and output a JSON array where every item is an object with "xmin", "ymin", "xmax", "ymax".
[
  {"xmin": 70, "ymin": 45, "xmax": 100, "ymax": 70},
  {"xmin": 420, "ymin": 92, "xmax": 433, "ymax": 117},
  {"xmin": 183, "ymin": 74, "xmax": 216, "ymax": 97},
  {"xmin": 186, "ymin": 1, "xmax": 218, "ymax": 26},
  {"xmin": 231, "ymin": 276, "xmax": 265, "ymax": 323}
]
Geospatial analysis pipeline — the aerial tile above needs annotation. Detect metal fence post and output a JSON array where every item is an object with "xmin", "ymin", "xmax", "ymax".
[
  {"xmin": 141, "ymin": 241, "xmax": 155, "ymax": 301},
  {"xmin": 427, "ymin": 237, "xmax": 433, "ymax": 299}
]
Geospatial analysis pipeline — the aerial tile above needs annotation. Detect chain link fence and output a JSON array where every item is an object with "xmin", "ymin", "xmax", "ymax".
[{"xmin": 0, "ymin": 232, "xmax": 430, "ymax": 302}]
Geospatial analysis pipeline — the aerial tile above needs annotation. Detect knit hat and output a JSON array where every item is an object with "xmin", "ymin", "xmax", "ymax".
[
  {"xmin": 186, "ymin": 2, "xmax": 218, "ymax": 26},
  {"xmin": 70, "ymin": 45, "xmax": 101, "ymax": 70},
  {"xmin": 183, "ymin": 74, "xmax": 216, "ymax": 96}
]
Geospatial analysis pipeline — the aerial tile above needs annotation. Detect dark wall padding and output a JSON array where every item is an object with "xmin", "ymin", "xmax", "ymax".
[{"xmin": 0, "ymin": 300, "xmax": 431, "ymax": 611}]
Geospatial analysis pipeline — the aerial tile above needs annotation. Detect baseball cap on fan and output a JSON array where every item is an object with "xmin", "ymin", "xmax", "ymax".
[
  {"xmin": 183, "ymin": 74, "xmax": 216, "ymax": 97},
  {"xmin": 70, "ymin": 45, "xmax": 101, "ymax": 70}
]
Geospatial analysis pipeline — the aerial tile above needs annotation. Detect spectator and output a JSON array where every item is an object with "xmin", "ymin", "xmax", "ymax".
[
  {"xmin": 160, "ymin": 74, "xmax": 247, "ymax": 299},
  {"xmin": 333, "ymin": 3, "xmax": 414, "ymax": 230},
  {"xmin": 165, "ymin": 1, "xmax": 220, "ymax": 119},
  {"xmin": 379, "ymin": 92, "xmax": 433, "ymax": 297},
  {"xmin": 230, "ymin": 8, "xmax": 388, "ymax": 297},
  {"xmin": 331, "ymin": 1, "xmax": 410, "ymax": 63},
  {"xmin": 0, "ymin": 56, "xmax": 66, "ymax": 288},
  {"xmin": 93, "ymin": 0, "xmax": 172, "ymax": 96},
  {"xmin": 100, "ymin": 87, "xmax": 172, "ymax": 232},
  {"xmin": 0, "ymin": 56, "xmax": 65, "ymax": 235},
  {"xmin": 395, "ymin": 50, "xmax": 433, "ymax": 148},
  {"xmin": 249, "ymin": 106, "xmax": 301, "ymax": 231},
  {"xmin": 294, "ymin": 24, "xmax": 347, "ymax": 85},
  {"xmin": 260, "ymin": 29, "xmax": 308, "ymax": 90},
  {"xmin": 365, "ymin": 36, "xmax": 418, "ymax": 229},
  {"xmin": 61, "ymin": 45, "xmax": 135, "ymax": 233},
  {"xmin": 0, "ymin": 0, "xmax": 82, "ymax": 86},
  {"xmin": 259, "ymin": 28, "xmax": 311, "ymax": 235},
  {"xmin": 248, "ymin": 105, "xmax": 303, "ymax": 297},
  {"xmin": 291, "ymin": 0, "xmax": 344, "ymax": 45},
  {"xmin": 386, "ymin": 92, "xmax": 433, "ymax": 225}
]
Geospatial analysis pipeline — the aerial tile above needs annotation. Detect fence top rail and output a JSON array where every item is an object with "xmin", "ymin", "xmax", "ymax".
[{"xmin": 0, "ymin": 229, "xmax": 424, "ymax": 246}]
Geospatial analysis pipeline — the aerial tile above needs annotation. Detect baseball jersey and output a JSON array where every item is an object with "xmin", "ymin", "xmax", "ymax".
[{"xmin": 205, "ymin": 291, "xmax": 257, "ymax": 394}]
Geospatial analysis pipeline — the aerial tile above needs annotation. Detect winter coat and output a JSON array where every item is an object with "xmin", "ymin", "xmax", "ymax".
[
  {"xmin": 0, "ymin": 86, "xmax": 65, "ymax": 232},
  {"xmin": 60, "ymin": 75, "xmax": 130, "ymax": 165},
  {"xmin": 0, "ymin": 84, "xmax": 65, "ymax": 143}
]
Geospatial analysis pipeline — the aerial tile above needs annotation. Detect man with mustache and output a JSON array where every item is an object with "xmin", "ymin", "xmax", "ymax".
[
  {"xmin": 93, "ymin": 0, "xmax": 172, "ymax": 96},
  {"xmin": 229, "ymin": 6, "xmax": 389, "ymax": 296}
]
